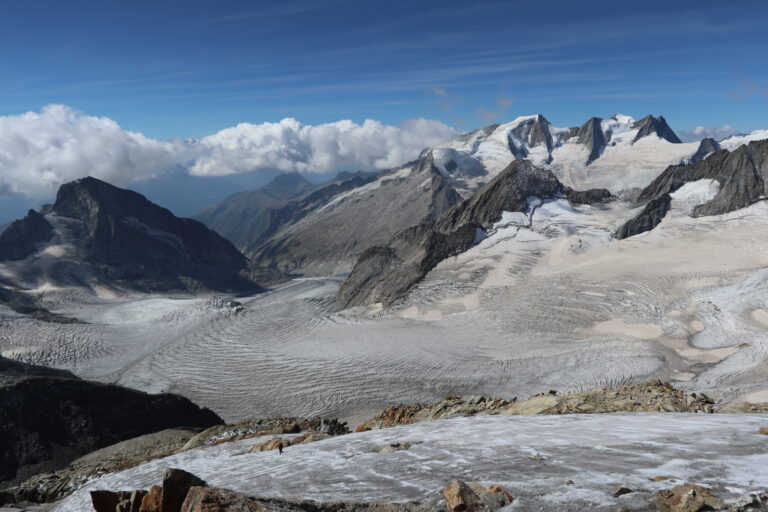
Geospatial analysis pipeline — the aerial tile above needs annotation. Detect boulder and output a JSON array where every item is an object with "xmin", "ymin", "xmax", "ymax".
[
  {"xmin": 758, "ymin": 427, "xmax": 768, "ymax": 436},
  {"xmin": 139, "ymin": 485, "xmax": 162, "ymax": 512},
  {"xmin": 180, "ymin": 486, "xmax": 267, "ymax": 512},
  {"xmin": 90, "ymin": 490, "xmax": 120, "ymax": 512},
  {"xmin": 443, "ymin": 480, "xmax": 512, "ymax": 512},
  {"xmin": 444, "ymin": 480, "xmax": 484, "ymax": 512},
  {"xmin": 655, "ymin": 483, "xmax": 724, "ymax": 512},
  {"xmin": 162, "ymin": 469, "xmax": 208, "ymax": 512}
]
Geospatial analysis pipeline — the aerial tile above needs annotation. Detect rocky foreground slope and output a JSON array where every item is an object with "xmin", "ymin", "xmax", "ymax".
[{"xmin": 0, "ymin": 356, "xmax": 223, "ymax": 488}]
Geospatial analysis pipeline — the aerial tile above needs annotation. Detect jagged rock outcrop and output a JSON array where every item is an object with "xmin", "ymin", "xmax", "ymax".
[
  {"xmin": 0, "ymin": 371, "xmax": 223, "ymax": 486},
  {"xmin": 689, "ymin": 137, "xmax": 722, "ymax": 163},
  {"xmin": 632, "ymin": 115, "xmax": 682, "ymax": 144},
  {"xmin": 335, "ymin": 160, "xmax": 611, "ymax": 309},
  {"xmin": 616, "ymin": 138, "xmax": 768, "ymax": 238},
  {"xmin": 0, "ymin": 209, "xmax": 53, "ymax": 260},
  {"xmin": 41, "ymin": 177, "xmax": 262, "ymax": 292}
]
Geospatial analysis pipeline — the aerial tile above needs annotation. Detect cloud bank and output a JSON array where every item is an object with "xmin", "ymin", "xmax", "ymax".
[
  {"xmin": 0, "ymin": 105, "xmax": 177, "ymax": 198},
  {"xmin": 0, "ymin": 105, "xmax": 457, "ymax": 198},
  {"xmin": 188, "ymin": 117, "xmax": 457, "ymax": 176}
]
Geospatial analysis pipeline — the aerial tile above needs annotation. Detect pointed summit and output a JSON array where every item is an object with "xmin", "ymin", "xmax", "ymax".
[
  {"xmin": 575, "ymin": 117, "xmax": 607, "ymax": 164},
  {"xmin": 632, "ymin": 115, "xmax": 682, "ymax": 144},
  {"xmin": 261, "ymin": 172, "xmax": 316, "ymax": 200}
]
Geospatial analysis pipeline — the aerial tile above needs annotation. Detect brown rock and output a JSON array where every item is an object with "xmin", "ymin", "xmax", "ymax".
[
  {"xmin": 612, "ymin": 486, "xmax": 633, "ymax": 498},
  {"xmin": 139, "ymin": 485, "xmax": 162, "ymax": 512},
  {"xmin": 90, "ymin": 490, "xmax": 120, "ymax": 512},
  {"xmin": 162, "ymin": 468, "xmax": 208, "ymax": 512},
  {"xmin": 652, "ymin": 476, "xmax": 676, "ymax": 482},
  {"xmin": 117, "ymin": 499, "xmax": 132, "ymax": 512},
  {"xmin": 180, "ymin": 486, "xmax": 267, "ymax": 512},
  {"xmin": 248, "ymin": 437, "xmax": 285, "ymax": 453},
  {"xmin": 129, "ymin": 490, "xmax": 148, "ymax": 512},
  {"xmin": 758, "ymin": 426, "xmax": 768, "ymax": 435},
  {"xmin": 485, "ymin": 485, "xmax": 514, "ymax": 503},
  {"xmin": 655, "ymin": 483, "xmax": 725, "ymax": 512},
  {"xmin": 443, "ymin": 480, "xmax": 484, "ymax": 512}
]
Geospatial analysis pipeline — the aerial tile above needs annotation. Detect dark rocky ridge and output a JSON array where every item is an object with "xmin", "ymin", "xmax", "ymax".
[
  {"xmin": 631, "ymin": 115, "xmax": 682, "ymax": 144},
  {"xmin": 0, "ymin": 359, "xmax": 223, "ymax": 486},
  {"xmin": 616, "ymin": 139, "xmax": 768, "ymax": 238},
  {"xmin": 0, "ymin": 209, "xmax": 53, "ymax": 260},
  {"xmin": 335, "ymin": 160, "xmax": 612, "ymax": 309},
  {"xmin": 615, "ymin": 194, "xmax": 672, "ymax": 239}
]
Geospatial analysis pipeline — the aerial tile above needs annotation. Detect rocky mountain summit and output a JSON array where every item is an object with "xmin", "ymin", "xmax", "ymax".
[{"xmin": 0, "ymin": 177, "xmax": 280, "ymax": 294}]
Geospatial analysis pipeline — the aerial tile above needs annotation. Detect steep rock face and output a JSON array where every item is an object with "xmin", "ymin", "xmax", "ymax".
[
  {"xmin": 689, "ymin": 137, "xmax": 722, "ymax": 164},
  {"xmin": 575, "ymin": 117, "xmax": 607, "ymax": 164},
  {"xmin": 48, "ymin": 177, "xmax": 256, "ymax": 291},
  {"xmin": 615, "ymin": 194, "xmax": 672, "ymax": 239},
  {"xmin": 251, "ymin": 154, "xmax": 463, "ymax": 276},
  {"xmin": 0, "ymin": 210, "xmax": 53, "ymax": 260},
  {"xmin": 631, "ymin": 115, "xmax": 682, "ymax": 144},
  {"xmin": 507, "ymin": 115, "xmax": 554, "ymax": 160},
  {"xmin": 335, "ymin": 161, "xmax": 612, "ymax": 309},
  {"xmin": 615, "ymin": 139, "xmax": 768, "ymax": 238},
  {"xmin": 193, "ymin": 172, "xmax": 317, "ymax": 249},
  {"xmin": 0, "ymin": 371, "xmax": 223, "ymax": 486}
]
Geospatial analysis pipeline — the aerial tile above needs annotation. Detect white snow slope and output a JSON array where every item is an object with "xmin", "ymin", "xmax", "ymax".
[{"xmin": 54, "ymin": 413, "xmax": 768, "ymax": 512}]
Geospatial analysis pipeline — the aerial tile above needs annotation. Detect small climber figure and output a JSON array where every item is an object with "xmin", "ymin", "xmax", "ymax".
[{"xmin": 278, "ymin": 441, "xmax": 284, "ymax": 455}]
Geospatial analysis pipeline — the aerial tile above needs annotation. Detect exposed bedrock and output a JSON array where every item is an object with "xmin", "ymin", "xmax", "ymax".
[
  {"xmin": 0, "ymin": 363, "xmax": 223, "ymax": 486},
  {"xmin": 617, "ymin": 139, "xmax": 768, "ymax": 238},
  {"xmin": 335, "ymin": 160, "xmax": 612, "ymax": 309}
]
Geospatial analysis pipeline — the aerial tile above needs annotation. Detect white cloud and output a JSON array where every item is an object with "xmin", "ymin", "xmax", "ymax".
[
  {"xmin": 186, "ymin": 117, "xmax": 457, "ymax": 176},
  {"xmin": 678, "ymin": 125, "xmax": 740, "ymax": 142},
  {"xmin": 0, "ymin": 105, "xmax": 177, "ymax": 198},
  {"xmin": 0, "ymin": 105, "xmax": 458, "ymax": 197}
]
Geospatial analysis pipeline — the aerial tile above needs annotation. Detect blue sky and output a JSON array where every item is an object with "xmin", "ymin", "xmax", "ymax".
[{"xmin": 1, "ymin": 0, "xmax": 767, "ymax": 139}]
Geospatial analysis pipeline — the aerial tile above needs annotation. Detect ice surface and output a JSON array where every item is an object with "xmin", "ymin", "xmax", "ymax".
[{"xmin": 53, "ymin": 413, "xmax": 768, "ymax": 512}]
